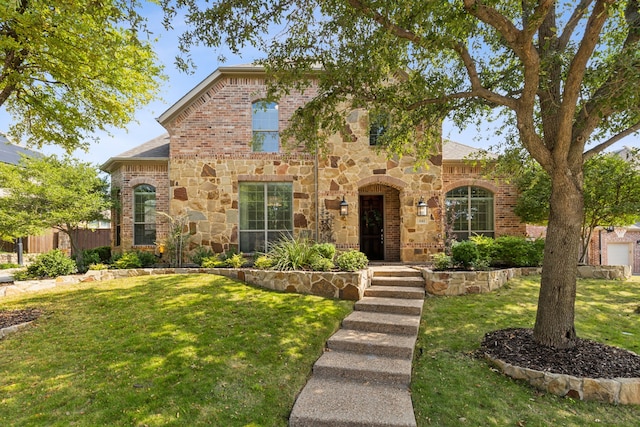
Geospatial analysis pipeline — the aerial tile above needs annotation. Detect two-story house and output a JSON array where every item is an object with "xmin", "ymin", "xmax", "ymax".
[{"xmin": 101, "ymin": 65, "xmax": 526, "ymax": 263}]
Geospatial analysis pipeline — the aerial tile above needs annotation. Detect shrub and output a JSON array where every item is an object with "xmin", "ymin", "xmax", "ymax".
[
  {"xmin": 0, "ymin": 263, "xmax": 20, "ymax": 270},
  {"xmin": 88, "ymin": 263, "xmax": 109, "ymax": 270},
  {"xmin": 201, "ymin": 255, "xmax": 226, "ymax": 268},
  {"xmin": 336, "ymin": 250, "xmax": 368, "ymax": 272},
  {"xmin": 310, "ymin": 257, "xmax": 335, "ymax": 271},
  {"xmin": 12, "ymin": 269, "xmax": 30, "ymax": 281},
  {"xmin": 313, "ymin": 243, "xmax": 336, "ymax": 260},
  {"xmin": 492, "ymin": 236, "xmax": 543, "ymax": 267},
  {"xmin": 268, "ymin": 236, "xmax": 318, "ymax": 271},
  {"xmin": 26, "ymin": 249, "xmax": 77, "ymax": 278},
  {"xmin": 431, "ymin": 253, "xmax": 453, "ymax": 271},
  {"xmin": 112, "ymin": 251, "xmax": 142, "ymax": 269},
  {"xmin": 469, "ymin": 235, "xmax": 495, "ymax": 264},
  {"xmin": 224, "ymin": 253, "xmax": 246, "ymax": 268},
  {"xmin": 191, "ymin": 246, "xmax": 214, "ymax": 266},
  {"xmin": 137, "ymin": 251, "xmax": 157, "ymax": 268},
  {"xmin": 451, "ymin": 240, "xmax": 479, "ymax": 269},
  {"xmin": 253, "ymin": 255, "xmax": 274, "ymax": 270}
]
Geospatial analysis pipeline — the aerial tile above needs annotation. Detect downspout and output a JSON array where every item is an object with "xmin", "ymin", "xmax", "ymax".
[
  {"xmin": 598, "ymin": 229, "xmax": 602, "ymax": 265},
  {"xmin": 315, "ymin": 143, "xmax": 319, "ymax": 241}
]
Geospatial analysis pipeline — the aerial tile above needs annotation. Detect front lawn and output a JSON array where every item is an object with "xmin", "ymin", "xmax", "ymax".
[
  {"xmin": 0, "ymin": 274, "xmax": 353, "ymax": 426},
  {"xmin": 412, "ymin": 275, "xmax": 640, "ymax": 426}
]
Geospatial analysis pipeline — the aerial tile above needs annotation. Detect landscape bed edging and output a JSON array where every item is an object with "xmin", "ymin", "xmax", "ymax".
[
  {"xmin": 485, "ymin": 354, "xmax": 640, "ymax": 405},
  {"xmin": 1, "ymin": 267, "xmax": 371, "ymax": 301}
]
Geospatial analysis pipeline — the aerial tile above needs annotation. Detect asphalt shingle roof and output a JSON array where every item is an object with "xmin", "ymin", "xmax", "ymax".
[{"xmin": 0, "ymin": 134, "xmax": 41, "ymax": 165}]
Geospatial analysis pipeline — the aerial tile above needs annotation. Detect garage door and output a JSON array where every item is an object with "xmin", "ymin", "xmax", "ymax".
[{"xmin": 607, "ymin": 243, "xmax": 631, "ymax": 268}]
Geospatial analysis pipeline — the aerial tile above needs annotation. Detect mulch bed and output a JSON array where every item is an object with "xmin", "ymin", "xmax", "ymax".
[
  {"xmin": 0, "ymin": 308, "xmax": 43, "ymax": 330},
  {"xmin": 479, "ymin": 328, "xmax": 640, "ymax": 379}
]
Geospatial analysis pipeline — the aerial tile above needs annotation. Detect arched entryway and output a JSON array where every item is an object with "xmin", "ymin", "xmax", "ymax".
[{"xmin": 359, "ymin": 183, "xmax": 401, "ymax": 261}]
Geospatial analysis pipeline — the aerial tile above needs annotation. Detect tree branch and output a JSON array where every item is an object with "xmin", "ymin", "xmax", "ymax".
[
  {"xmin": 584, "ymin": 121, "xmax": 640, "ymax": 160},
  {"xmin": 558, "ymin": 0, "xmax": 613, "ymax": 156},
  {"xmin": 558, "ymin": 0, "xmax": 594, "ymax": 50}
]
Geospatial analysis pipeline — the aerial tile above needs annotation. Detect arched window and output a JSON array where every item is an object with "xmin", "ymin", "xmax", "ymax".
[
  {"xmin": 134, "ymin": 184, "xmax": 156, "ymax": 245},
  {"xmin": 252, "ymin": 101, "xmax": 279, "ymax": 152},
  {"xmin": 445, "ymin": 186, "xmax": 494, "ymax": 240}
]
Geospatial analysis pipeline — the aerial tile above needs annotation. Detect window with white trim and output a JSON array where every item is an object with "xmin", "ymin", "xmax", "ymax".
[{"xmin": 239, "ymin": 182, "xmax": 293, "ymax": 252}]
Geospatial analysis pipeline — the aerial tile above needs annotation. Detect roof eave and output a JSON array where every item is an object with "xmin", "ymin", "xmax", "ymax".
[
  {"xmin": 100, "ymin": 157, "xmax": 169, "ymax": 173},
  {"xmin": 157, "ymin": 65, "xmax": 272, "ymax": 126}
]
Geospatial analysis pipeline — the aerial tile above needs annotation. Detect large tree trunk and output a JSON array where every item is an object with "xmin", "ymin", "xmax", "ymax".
[{"xmin": 533, "ymin": 168, "xmax": 584, "ymax": 349}]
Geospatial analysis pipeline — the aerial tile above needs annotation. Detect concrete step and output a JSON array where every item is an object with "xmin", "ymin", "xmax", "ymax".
[
  {"xmin": 289, "ymin": 377, "xmax": 417, "ymax": 427},
  {"xmin": 355, "ymin": 296, "xmax": 424, "ymax": 316},
  {"xmin": 365, "ymin": 285, "xmax": 425, "ymax": 299},
  {"xmin": 327, "ymin": 328, "xmax": 417, "ymax": 358},
  {"xmin": 371, "ymin": 275, "xmax": 425, "ymax": 288},
  {"xmin": 313, "ymin": 350, "xmax": 412, "ymax": 385},
  {"xmin": 342, "ymin": 310, "xmax": 420, "ymax": 335},
  {"xmin": 370, "ymin": 266, "xmax": 423, "ymax": 278}
]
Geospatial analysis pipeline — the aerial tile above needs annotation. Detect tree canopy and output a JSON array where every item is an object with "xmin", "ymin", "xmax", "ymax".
[
  {"xmin": 0, "ymin": 154, "xmax": 111, "ymax": 260},
  {"xmin": 0, "ymin": 0, "xmax": 163, "ymax": 151},
  {"xmin": 163, "ymin": 0, "xmax": 640, "ymax": 348},
  {"xmin": 514, "ymin": 149, "xmax": 640, "ymax": 261}
]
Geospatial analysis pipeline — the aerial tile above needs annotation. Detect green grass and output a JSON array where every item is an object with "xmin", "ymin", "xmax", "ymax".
[
  {"xmin": 0, "ymin": 274, "xmax": 353, "ymax": 426},
  {"xmin": 412, "ymin": 275, "xmax": 640, "ymax": 426}
]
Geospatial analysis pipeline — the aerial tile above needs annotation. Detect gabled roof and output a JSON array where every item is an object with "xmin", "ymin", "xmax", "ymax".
[
  {"xmin": 100, "ymin": 133, "xmax": 170, "ymax": 172},
  {"xmin": 442, "ymin": 139, "xmax": 496, "ymax": 160},
  {"xmin": 0, "ymin": 133, "xmax": 41, "ymax": 165},
  {"xmin": 157, "ymin": 64, "xmax": 268, "ymax": 126}
]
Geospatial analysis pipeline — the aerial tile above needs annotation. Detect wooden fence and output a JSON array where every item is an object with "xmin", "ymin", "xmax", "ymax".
[{"xmin": 0, "ymin": 228, "xmax": 110, "ymax": 255}]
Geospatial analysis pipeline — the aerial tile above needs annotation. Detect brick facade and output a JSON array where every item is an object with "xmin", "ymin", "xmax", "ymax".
[{"xmin": 442, "ymin": 161, "xmax": 526, "ymax": 237}]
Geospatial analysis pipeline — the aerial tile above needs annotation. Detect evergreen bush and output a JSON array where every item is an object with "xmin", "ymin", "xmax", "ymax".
[
  {"xmin": 451, "ymin": 240, "xmax": 479, "ymax": 269},
  {"xmin": 335, "ymin": 250, "xmax": 368, "ymax": 271},
  {"xmin": 26, "ymin": 249, "xmax": 77, "ymax": 278}
]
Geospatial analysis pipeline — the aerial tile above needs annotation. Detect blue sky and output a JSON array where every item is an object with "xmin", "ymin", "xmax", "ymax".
[{"xmin": 0, "ymin": 3, "xmax": 635, "ymax": 167}]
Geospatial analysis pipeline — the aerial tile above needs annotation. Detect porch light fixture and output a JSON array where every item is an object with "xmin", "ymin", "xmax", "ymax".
[
  {"xmin": 340, "ymin": 196, "xmax": 349, "ymax": 216},
  {"xmin": 417, "ymin": 197, "xmax": 428, "ymax": 217}
]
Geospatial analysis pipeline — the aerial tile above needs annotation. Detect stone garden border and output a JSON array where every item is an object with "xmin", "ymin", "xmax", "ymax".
[
  {"xmin": 1, "ymin": 267, "xmax": 371, "ymax": 301},
  {"xmin": 415, "ymin": 265, "xmax": 630, "ymax": 296},
  {"xmin": 485, "ymin": 354, "xmax": 640, "ymax": 405}
]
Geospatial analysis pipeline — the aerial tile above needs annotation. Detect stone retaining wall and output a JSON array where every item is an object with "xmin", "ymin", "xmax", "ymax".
[
  {"xmin": 1, "ymin": 268, "xmax": 370, "ymax": 301},
  {"xmin": 485, "ymin": 354, "xmax": 640, "ymax": 405},
  {"xmin": 417, "ymin": 265, "xmax": 631, "ymax": 296}
]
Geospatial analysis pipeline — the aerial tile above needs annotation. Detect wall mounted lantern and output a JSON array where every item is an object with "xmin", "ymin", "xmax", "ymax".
[
  {"xmin": 417, "ymin": 197, "xmax": 428, "ymax": 217},
  {"xmin": 605, "ymin": 225, "xmax": 615, "ymax": 232},
  {"xmin": 340, "ymin": 196, "xmax": 349, "ymax": 216}
]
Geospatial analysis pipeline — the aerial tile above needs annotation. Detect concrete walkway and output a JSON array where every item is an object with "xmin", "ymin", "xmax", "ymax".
[{"xmin": 289, "ymin": 266, "xmax": 425, "ymax": 427}]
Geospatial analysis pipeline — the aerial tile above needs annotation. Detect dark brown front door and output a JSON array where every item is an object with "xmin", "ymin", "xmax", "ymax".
[{"xmin": 359, "ymin": 195, "xmax": 384, "ymax": 260}]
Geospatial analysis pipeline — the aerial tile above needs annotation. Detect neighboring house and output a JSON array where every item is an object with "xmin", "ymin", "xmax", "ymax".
[
  {"xmin": 585, "ymin": 146, "xmax": 640, "ymax": 274},
  {"xmin": 101, "ymin": 65, "xmax": 526, "ymax": 263}
]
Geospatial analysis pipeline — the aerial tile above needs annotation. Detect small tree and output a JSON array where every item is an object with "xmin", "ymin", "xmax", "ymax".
[
  {"xmin": 157, "ymin": 212, "xmax": 191, "ymax": 267},
  {"xmin": 514, "ymin": 151, "xmax": 640, "ymax": 262},
  {"xmin": 0, "ymin": 155, "xmax": 110, "ymax": 267}
]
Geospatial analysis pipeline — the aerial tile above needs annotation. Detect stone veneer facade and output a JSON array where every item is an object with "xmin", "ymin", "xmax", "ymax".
[
  {"xmin": 103, "ymin": 66, "xmax": 526, "ymax": 262},
  {"xmin": 160, "ymin": 70, "xmax": 444, "ymax": 262}
]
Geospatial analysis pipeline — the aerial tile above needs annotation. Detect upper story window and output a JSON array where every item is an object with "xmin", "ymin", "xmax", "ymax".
[
  {"xmin": 133, "ymin": 184, "xmax": 156, "ymax": 245},
  {"xmin": 445, "ymin": 186, "xmax": 494, "ymax": 241},
  {"xmin": 369, "ymin": 112, "xmax": 389, "ymax": 146},
  {"xmin": 252, "ymin": 101, "xmax": 279, "ymax": 152}
]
